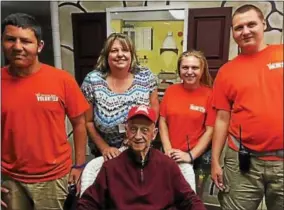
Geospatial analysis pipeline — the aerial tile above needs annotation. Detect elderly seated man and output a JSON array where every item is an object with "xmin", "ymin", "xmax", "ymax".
[{"xmin": 77, "ymin": 105, "xmax": 205, "ymax": 210}]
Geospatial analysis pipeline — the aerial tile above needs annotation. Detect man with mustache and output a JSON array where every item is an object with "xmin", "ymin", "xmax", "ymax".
[
  {"xmin": 211, "ymin": 4, "xmax": 283, "ymax": 210},
  {"xmin": 77, "ymin": 105, "xmax": 206, "ymax": 210},
  {"xmin": 1, "ymin": 13, "xmax": 89, "ymax": 209}
]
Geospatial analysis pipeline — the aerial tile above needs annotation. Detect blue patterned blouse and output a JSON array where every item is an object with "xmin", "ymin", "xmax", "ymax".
[{"xmin": 81, "ymin": 66, "xmax": 157, "ymax": 151}]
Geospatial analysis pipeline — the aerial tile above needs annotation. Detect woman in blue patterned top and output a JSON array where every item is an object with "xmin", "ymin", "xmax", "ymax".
[{"xmin": 81, "ymin": 33, "xmax": 159, "ymax": 161}]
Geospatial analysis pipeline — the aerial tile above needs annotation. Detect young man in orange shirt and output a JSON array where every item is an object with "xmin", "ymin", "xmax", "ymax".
[
  {"xmin": 211, "ymin": 4, "xmax": 283, "ymax": 210},
  {"xmin": 1, "ymin": 13, "xmax": 89, "ymax": 210}
]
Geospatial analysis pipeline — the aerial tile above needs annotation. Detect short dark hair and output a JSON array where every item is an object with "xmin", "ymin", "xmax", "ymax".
[
  {"xmin": 233, "ymin": 4, "xmax": 264, "ymax": 21},
  {"xmin": 1, "ymin": 13, "xmax": 43, "ymax": 43}
]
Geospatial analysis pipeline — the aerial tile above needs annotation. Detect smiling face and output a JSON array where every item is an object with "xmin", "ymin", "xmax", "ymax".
[
  {"xmin": 107, "ymin": 39, "xmax": 131, "ymax": 72},
  {"xmin": 126, "ymin": 116, "xmax": 157, "ymax": 156},
  {"xmin": 179, "ymin": 55, "xmax": 203, "ymax": 89},
  {"xmin": 232, "ymin": 9, "xmax": 265, "ymax": 54},
  {"xmin": 2, "ymin": 25, "xmax": 43, "ymax": 68}
]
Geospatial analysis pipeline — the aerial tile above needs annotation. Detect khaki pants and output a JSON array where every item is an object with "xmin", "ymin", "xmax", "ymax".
[
  {"xmin": 1, "ymin": 174, "xmax": 68, "ymax": 210},
  {"xmin": 218, "ymin": 147, "xmax": 284, "ymax": 210}
]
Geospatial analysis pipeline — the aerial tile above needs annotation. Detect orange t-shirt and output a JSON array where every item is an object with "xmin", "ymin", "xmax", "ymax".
[
  {"xmin": 213, "ymin": 45, "xmax": 283, "ymax": 154},
  {"xmin": 1, "ymin": 64, "xmax": 90, "ymax": 183},
  {"xmin": 160, "ymin": 84, "xmax": 216, "ymax": 152}
]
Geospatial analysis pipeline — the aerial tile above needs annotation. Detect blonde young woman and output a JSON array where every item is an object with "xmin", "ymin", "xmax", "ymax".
[
  {"xmin": 159, "ymin": 50, "xmax": 216, "ymax": 190},
  {"xmin": 81, "ymin": 33, "xmax": 159, "ymax": 161}
]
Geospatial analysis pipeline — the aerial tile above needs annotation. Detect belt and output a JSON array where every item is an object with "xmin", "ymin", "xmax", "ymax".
[{"xmin": 230, "ymin": 135, "xmax": 284, "ymax": 158}]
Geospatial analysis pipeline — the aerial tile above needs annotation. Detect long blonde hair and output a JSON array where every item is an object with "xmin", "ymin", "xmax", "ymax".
[
  {"xmin": 95, "ymin": 33, "xmax": 140, "ymax": 77},
  {"xmin": 177, "ymin": 50, "xmax": 213, "ymax": 87}
]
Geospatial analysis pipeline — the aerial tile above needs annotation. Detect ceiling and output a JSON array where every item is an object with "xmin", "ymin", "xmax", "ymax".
[{"xmin": 1, "ymin": 1, "xmax": 50, "ymax": 19}]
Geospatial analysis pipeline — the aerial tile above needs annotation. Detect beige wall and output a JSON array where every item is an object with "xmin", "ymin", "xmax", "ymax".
[{"xmin": 58, "ymin": 1, "xmax": 283, "ymax": 75}]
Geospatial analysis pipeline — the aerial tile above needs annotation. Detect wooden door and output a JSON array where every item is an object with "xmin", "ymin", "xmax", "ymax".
[
  {"xmin": 187, "ymin": 7, "xmax": 232, "ymax": 80},
  {"xmin": 72, "ymin": 12, "xmax": 107, "ymax": 85}
]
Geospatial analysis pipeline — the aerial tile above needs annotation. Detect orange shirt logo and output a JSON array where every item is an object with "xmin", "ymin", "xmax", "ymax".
[
  {"xmin": 189, "ymin": 104, "xmax": 205, "ymax": 113},
  {"xmin": 267, "ymin": 62, "xmax": 283, "ymax": 70},
  {"xmin": 35, "ymin": 93, "xmax": 59, "ymax": 102}
]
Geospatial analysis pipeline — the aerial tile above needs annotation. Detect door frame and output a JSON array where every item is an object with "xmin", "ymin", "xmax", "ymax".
[
  {"xmin": 106, "ymin": 5, "xmax": 189, "ymax": 52},
  {"xmin": 50, "ymin": 1, "xmax": 62, "ymax": 69}
]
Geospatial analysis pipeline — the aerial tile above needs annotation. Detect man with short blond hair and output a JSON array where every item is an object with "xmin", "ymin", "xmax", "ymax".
[{"xmin": 211, "ymin": 4, "xmax": 283, "ymax": 210}]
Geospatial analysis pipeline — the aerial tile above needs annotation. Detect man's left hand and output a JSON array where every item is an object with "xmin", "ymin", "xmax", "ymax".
[{"xmin": 68, "ymin": 168, "xmax": 84, "ymax": 195}]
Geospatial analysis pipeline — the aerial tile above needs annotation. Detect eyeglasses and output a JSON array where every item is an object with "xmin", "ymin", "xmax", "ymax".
[{"xmin": 128, "ymin": 126, "xmax": 151, "ymax": 135}]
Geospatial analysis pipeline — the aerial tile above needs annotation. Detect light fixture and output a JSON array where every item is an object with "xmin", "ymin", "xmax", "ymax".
[
  {"xmin": 169, "ymin": 10, "xmax": 184, "ymax": 20},
  {"xmin": 160, "ymin": 31, "xmax": 178, "ymax": 72},
  {"xmin": 162, "ymin": 32, "xmax": 177, "ymax": 49}
]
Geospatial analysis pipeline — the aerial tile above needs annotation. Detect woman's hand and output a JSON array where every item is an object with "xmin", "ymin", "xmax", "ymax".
[
  {"xmin": 169, "ymin": 149, "xmax": 191, "ymax": 163},
  {"xmin": 102, "ymin": 147, "xmax": 121, "ymax": 161},
  {"xmin": 164, "ymin": 148, "xmax": 173, "ymax": 158}
]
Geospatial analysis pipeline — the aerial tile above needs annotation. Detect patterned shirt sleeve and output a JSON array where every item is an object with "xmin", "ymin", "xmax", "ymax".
[
  {"xmin": 63, "ymin": 71, "xmax": 90, "ymax": 118},
  {"xmin": 81, "ymin": 71, "xmax": 96, "ymax": 104},
  {"xmin": 146, "ymin": 68, "xmax": 158, "ymax": 93}
]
